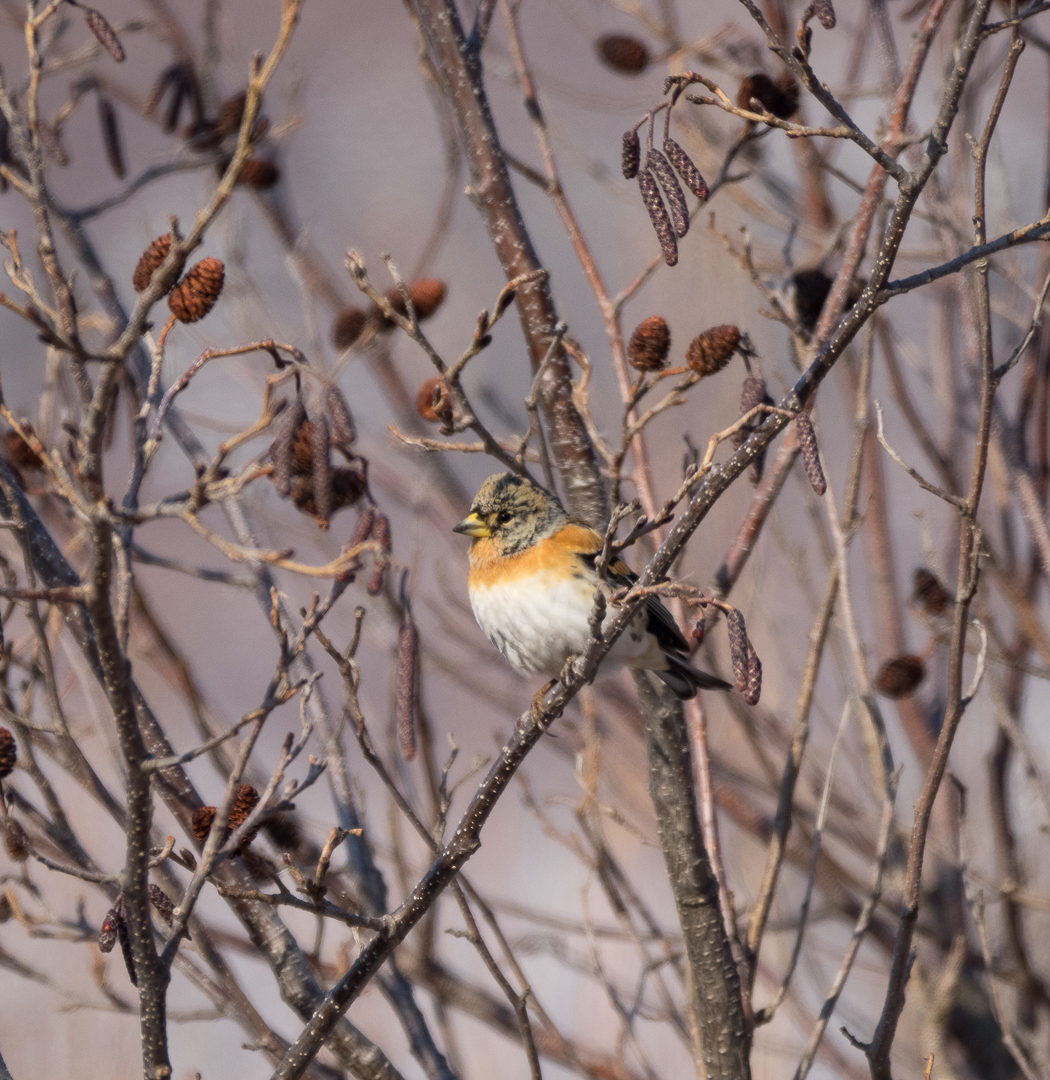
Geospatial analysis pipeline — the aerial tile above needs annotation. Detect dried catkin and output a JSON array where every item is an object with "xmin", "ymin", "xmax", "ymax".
[
  {"xmin": 147, "ymin": 884, "xmax": 175, "ymax": 928},
  {"xmin": 744, "ymin": 642, "xmax": 762, "ymax": 705},
  {"xmin": 638, "ymin": 169, "xmax": 678, "ymax": 267},
  {"xmin": 795, "ymin": 414, "xmax": 826, "ymax": 495},
  {"xmin": 310, "ymin": 414, "xmax": 333, "ymax": 528},
  {"xmin": 97, "ymin": 95, "xmax": 125, "ymax": 179},
  {"xmin": 621, "ymin": 130, "xmax": 640, "ymax": 179},
  {"xmin": 813, "ymin": 0, "xmax": 837, "ymax": 29},
  {"xmin": 83, "ymin": 7, "xmax": 125, "ymax": 62},
  {"xmin": 271, "ymin": 398, "xmax": 306, "ymax": 497},
  {"xmin": 663, "ymin": 138, "xmax": 708, "ymax": 201},
  {"xmin": 737, "ymin": 375, "xmax": 774, "ymax": 484},
  {"xmin": 726, "ymin": 609, "xmax": 750, "ymax": 695},
  {"xmin": 646, "ymin": 149, "xmax": 689, "ymax": 238},
  {"xmin": 627, "ymin": 315, "xmax": 671, "ymax": 372},
  {"xmin": 132, "ymin": 234, "xmax": 172, "ymax": 292},
  {"xmin": 98, "ymin": 898, "xmax": 122, "ymax": 952},
  {"xmin": 396, "ymin": 621, "xmax": 419, "ymax": 761},
  {"xmin": 116, "ymin": 907, "xmax": 137, "ymax": 985},
  {"xmin": 323, "ymin": 383, "xmax": 357, "ymax": 451}
]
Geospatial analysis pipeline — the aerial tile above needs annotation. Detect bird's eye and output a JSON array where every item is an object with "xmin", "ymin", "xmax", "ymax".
[{"xmin": 496, "ymin": 510, "xmax": 512, "ymax": 525}]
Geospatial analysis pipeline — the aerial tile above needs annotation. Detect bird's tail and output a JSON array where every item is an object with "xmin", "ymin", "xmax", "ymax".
[{"xmin": 653, "ymin": 653, "xmax": 732, "ymax": 699}]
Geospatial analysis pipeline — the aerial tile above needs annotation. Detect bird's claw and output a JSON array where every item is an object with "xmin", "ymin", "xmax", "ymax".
[{"xmin": 530, "ymin": 678, "xmax": 557, "ymax": 725}]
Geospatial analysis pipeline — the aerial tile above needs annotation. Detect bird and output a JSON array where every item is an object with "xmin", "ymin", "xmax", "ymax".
[{"xmin": 453, "ymin": 472, "xmax": 731, "ymax": 699}]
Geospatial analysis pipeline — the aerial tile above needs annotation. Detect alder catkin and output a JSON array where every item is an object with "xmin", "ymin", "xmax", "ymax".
[
  {"xmin": 638, "ymin": 169, "xmax": 678, "ymax": 266},
  {"xmin": 736, "ymin": 375, "xmax": 774, "ymax": 484},
  {"xmin": 116, "ymin": 907, "xmax": 137, "ymax": 985},
  {"xmin": 646, "ymin": 149, "xmax": 690, "ymax": 238},
  {"xmin": 83, "ymin": 7, "xmax": 125, "ymax": 62},
  {"xmin": 726, "ymin": 609, "xmax": 750, "ymax": 695},
  {"xmin": 663, "ymin": 138, "xmax": 708, "ymax": 201},
  {"xmin": 271, "ymin": 398, "xmax": 306, "ymax": 497},
  {"xmin": 396, "ymin": 621, "xmax": 419, "ymax": 761},
  {"xmin": 621, "ymin": 130, "xmax": 641, "ymax": 179},
  {"xmin": 97, "ymin": 95, "xmax": 125, "ymax": 179},
  {"xmin": 744, "ymin": 642, "xmax": 762, "ymax": 705},
  {"xmin": 147, "ymin": 884, "xmax": 175, "ymax": 928},
  {"xmin": 98, "ymin": 898, "xmax": 122, "ymax": 953},
  {"xmin": 795, "ymin": 414, "xmax": 826, "ymax": 495},
  {"xmin": 310, "ymin": 414, "xmax": 333, "ymax": 529},
  {"xmin": 323, "ymin": 383, "xmax": 357, "ymax": 451}
]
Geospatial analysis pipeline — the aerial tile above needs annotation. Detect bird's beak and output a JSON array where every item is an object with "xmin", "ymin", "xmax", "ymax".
[{"xmin": 452, "ymin": 512, "xmax": 490, "ymax": 538}]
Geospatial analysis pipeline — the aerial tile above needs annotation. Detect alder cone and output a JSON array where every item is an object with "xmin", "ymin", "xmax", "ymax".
[
  {"xmin": 289, "ymin": 466, "xmax": 366, "ymax": 523},
  {"xmin": 191, "ymin": 805, "xmax": 216, "ymax": 845},
  {"xmin": 169, "ymin": 257, "xmax": 225, "ymax": 322},
  {"xmin": 4, "ymin": 428, "xmax": 39, "ymax": 472},
  {"xmin": 793, "ymin": 268, "xmax": 833, "ymax": 330},
  {"xmin": 737, "ymin": 72, "xmax": 797, "ymax": 119},
  {"xmin": 875, "ymin": 655, "xmax": 926, "ymax": 698},
  {"xmin": 913, "ymin": 567, "xmax": 951, "ymax": 616},
  {"xmin": 133, "ymin": 234, "xmax": 172, "ymax": 292},
  {"xmin": 383, "ymin": 279, "xmax": 447, "ymax": 322},
  {"xmin": 229, "ymin": 784, "xmax": 260, "ymax": 830},
  {"xmin": 417, "ymin": 377, "xmax": 453, "ymax": 424},
  {"xmin": 596, "ymin": 34, "xmax": 650, "ymax": 74},
  {"xmin": 627, "ymin": 315, "xmax": 671, "ymax": 372},
  {"xmin": 0, "ymin": 726, "xmax": 15, "ymax": 778},
  {"xmin": 236, "ymin": 156, "xmax": 280, "ymax": 189},
  {"xmin": 332, "ymin": 306, "xmax": 368, "ymax": 350},
  {"xmin": 686, "ymin": 325, "xmax": 740, "ymax": 376}
]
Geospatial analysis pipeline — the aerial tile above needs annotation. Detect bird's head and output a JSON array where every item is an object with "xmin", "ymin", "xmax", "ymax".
[{"xmin": 453, "ymin": 472, "xmax": 565, "ymax": 555}]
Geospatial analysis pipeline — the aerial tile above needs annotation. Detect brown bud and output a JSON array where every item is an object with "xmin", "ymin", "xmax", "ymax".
[
  {"xmin": 97, "ymin": 95, "xmax": 125, "ymax": 179},
  {"xmin": 0, "ymin": 726, "xmax": 16, "ymax": 779},
  {"xmin": 638, "ymin": 169, "xmax": 678, "ymax": 267},
  {"xmin": 596, "ymin": 34, "xmax": 650, "ymax": 74},
  {"xmin": 271, "ymin": 398, "xmax": 307, "ymax": 497},
  {"xmin": 191, "ymin": 805, "xmax": 216, "ymax": 846},
  {"xmin": 3, "ymin": 818, "xmax": 28, "ymax": 862},
  {"xmin": 417, "ymin": 377, "xmax": 454, "ymax": 425},
  {"xmin": 385, "ymin": 278, "xmax": 447, "ymax": 322},
  {"xmin": 795, "ymin": 414, "xmax": 826, "ymax": 495},
  {"xmin": 686, "ymin": 325, "xmax": 741, "ymax": 376},
  {"xmin": 621, "ymin": 130, "xmax": 641, "ymax": 179},
  {"xmin": 323, "ymin": 382, "xmax": 357, "ymax": 452},
  {"xmin": 133, "ymin": 234, "xmax": 172, "ymax": 292},
  {"xmin": 646, "ymin": 149, "xmax": 689, "ymax": 238},
  {"xmin": 875, "ymin": 655, "xmax": 926, "ymax": 698},
  {"xmin": 311, "ymin": 415, "xmax": 333, "ymax": 529},
  {"xmin": 215, "ymin": 92, "xmax": 247, "ymax": 136},
  {"xmin": 373, "ymin": 511, "xmax": 392, "ymax": 552},
  {"xmin": 83, "ymin": 7, "xmax": 125, "ymax": 62},
  {"xmin": 913, "ymin": 568, "xmax": 950, "ymax": 616},
  {"xmin": 792, "ymin": 268, "xmax": 833, "ymax": 331},
  {"xmin": 813, "ymin": 0, "xmax": 837, "ymax": 29},
  {"xmin": 726, "ymin": 609, "xmax": 750, "ymax": 695},
  {"xmin": 396, "ymin": 621, "xmax": 418, "ymax": 761},
  {"xmin": 332, "ymin": 306, "xmax": 368, "ymax": 350},
  {"xmin": 737, "ymin": 72, "xmax": 798, "ymax": 119},
  {"xmin": 628, "ymin": 315, "xmax": 671, "ymax": 372},
  {"xmin": 236, "ymin": 156, "xmax": 280, "ymax": 189},
  {"xmin": 663, "ymin": 138, "xmax": 708, "ymax": 201},
  {"xmin": 776, "ymin": 72, "xmax": 800, "ymax": 114},
  {"xmin": 229, "ymin": 784, "xmax": 260, "ymax": 831},
  {"xmin": 169, "ymin": 257, "xmax": 225, "ymax": 323}
]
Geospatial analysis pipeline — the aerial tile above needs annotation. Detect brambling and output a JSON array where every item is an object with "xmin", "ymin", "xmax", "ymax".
[{"xmin": 453, "ymin": 472, "xmax": 730, "ymax": 699}]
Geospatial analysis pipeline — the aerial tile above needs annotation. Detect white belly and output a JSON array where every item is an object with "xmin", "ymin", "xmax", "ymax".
[{"xmin": 468, "ymin": 570, "xmax": 658, "ymax": 678}]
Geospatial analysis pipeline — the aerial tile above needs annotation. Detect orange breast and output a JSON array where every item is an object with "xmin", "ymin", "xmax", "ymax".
[{"xmin": 468, "ymin": 526, "xmax": 601, "ymax": 590}]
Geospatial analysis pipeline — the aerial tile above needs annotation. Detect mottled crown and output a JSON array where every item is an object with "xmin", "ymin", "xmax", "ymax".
[{"xmin": 470, "ymin": 473, "xmax": 566, "ymax": 554}]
